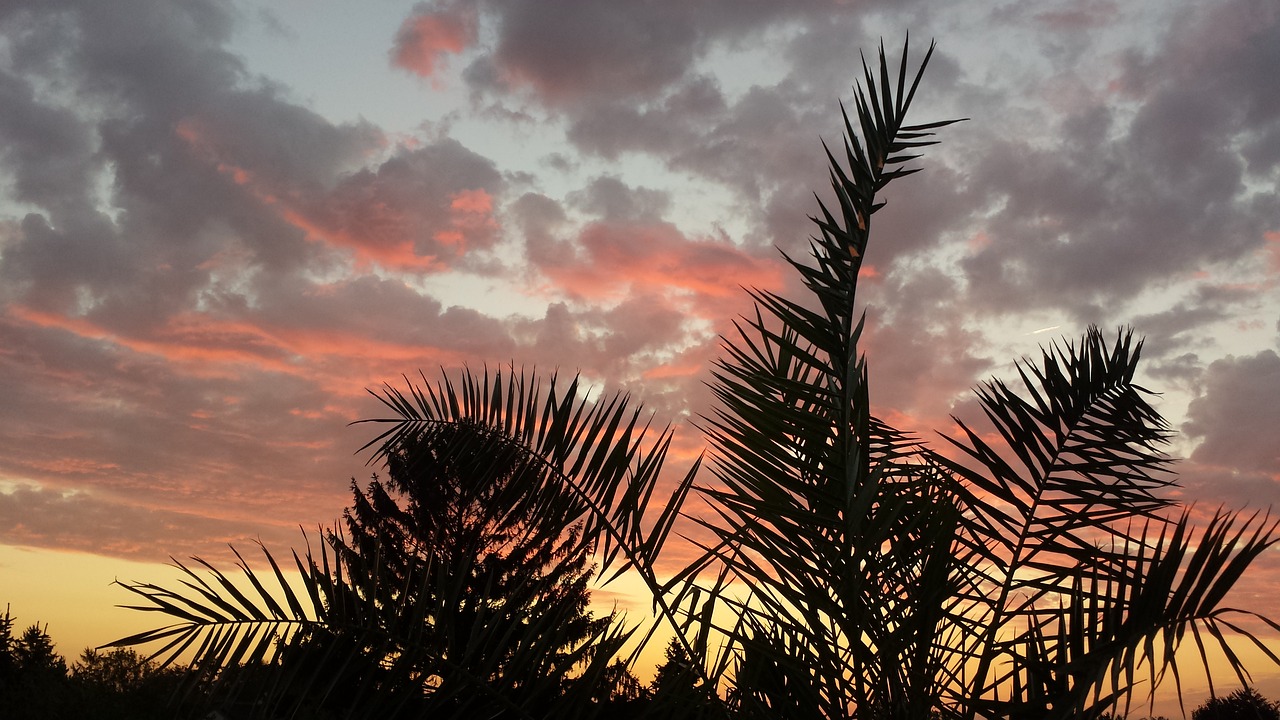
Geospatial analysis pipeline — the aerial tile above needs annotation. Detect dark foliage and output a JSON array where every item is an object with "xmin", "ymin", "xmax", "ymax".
[
  {"xmin": 320, "ymin": 422, "xmax": 618, "ymax": 717},
  {"xmin": 1192, "ymin": 687, "xmax": 1280, "ymax": 720},
  {"xmin": 1, "ymin": 610, "xmax": 194, "ymax": 720}
]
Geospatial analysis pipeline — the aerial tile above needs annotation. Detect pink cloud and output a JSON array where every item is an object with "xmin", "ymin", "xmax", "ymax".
[
  {"xmin": 5, "ymin": 304, "xmax": 478, "ymax": 401},
  {"xmin": 391, "ymin": 6, "xmax": 476, "ymax": 80},
  {"xmin": 175, "ymin": 118, "xmax": 502, "ymax": 271},
  {"xmin": 541, "ymin": 220, "xmax": 783, "ymax": 315},
  {"xmin": 451, "ymin": 188, "xmax": 493, "ymax": 213},
  {"xmin": 1265, "ymin": 230, "xmax": 1280, "ymax": 275},
  {"xmin": 277, "ymin": 205, "xmax": 446, "ymax": 271}
]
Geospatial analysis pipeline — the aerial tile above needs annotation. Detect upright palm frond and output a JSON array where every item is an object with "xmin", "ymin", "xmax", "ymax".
[{"xmin": 670, "ymin": 38, "xmax": 964, "ymax": 719}]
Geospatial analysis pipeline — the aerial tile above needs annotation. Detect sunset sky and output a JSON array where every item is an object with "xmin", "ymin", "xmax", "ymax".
[{"xmin": 1, "ymin": 0, "xmax": 1278, "ymax": 707}]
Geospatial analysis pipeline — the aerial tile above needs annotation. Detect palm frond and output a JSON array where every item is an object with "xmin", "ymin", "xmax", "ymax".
[
  {"xmin": 935, "ymin": 327, "xmax": 1280, "ymax": 720},
  {"xmin": 355, "ymin": 366, "xmax": 696, "ymax": 582},
  {"xmin": 671, "ymin": 38, "xmax": 963, "ymax": 718}
]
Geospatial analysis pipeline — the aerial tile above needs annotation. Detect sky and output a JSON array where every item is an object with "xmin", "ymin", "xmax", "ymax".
[{"xmin": 1, "ymin": 0, "xmax": 1278, "ymax": 707}]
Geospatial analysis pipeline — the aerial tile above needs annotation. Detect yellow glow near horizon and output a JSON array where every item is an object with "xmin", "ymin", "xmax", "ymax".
[
  {"xmin": 0, "ymin": 543, "xmax": 178, "ymax": 660},
  {"xmin": 5, "ymin": 541, "xmax": 1279, "ymax": 718}
]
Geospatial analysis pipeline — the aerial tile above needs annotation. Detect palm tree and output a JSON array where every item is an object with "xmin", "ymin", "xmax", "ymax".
[
  {"xmin": 665, "ymin": 37, "xmax": 1280, "ymax": 720},
  {"xmin": 110, "ymin": 37, "xmax": 1280, "ymax": 720}
]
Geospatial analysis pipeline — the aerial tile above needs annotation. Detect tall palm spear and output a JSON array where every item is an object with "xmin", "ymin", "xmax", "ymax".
[{"xmin": 110, "ymin": 38, "xmax": 1279, "ymax": 720}]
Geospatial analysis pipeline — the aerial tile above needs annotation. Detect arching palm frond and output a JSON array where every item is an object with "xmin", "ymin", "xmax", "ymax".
[
  {"xmin": 110, "ymin": 536, "xmax": 440, "ymax": 718},
  {"xmin": 110, "ymin": 365, "xmax": 699, "ymax": 719},
  {"xmin": 935, "ymin": 327, "xmax": 1280, "ymax": 720},
  {"xmin": 355, "ymin": 365, "xmax": 699, "ymax": 587}
]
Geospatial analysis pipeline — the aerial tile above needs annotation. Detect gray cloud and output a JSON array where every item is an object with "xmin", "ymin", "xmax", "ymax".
[
  {"xmin": 1183, "ymin": 349, "xmax": 1280, "ymax": 475},
  {"xmin": 462, "ymin": 0, "xmax": 824, "ymax": 106},
  {"xmin": 0, "ymin": 483, "xmax": 260, "ymax": 559},
  {"xmin": 958, "ymin": 0, "xmax": 1280, "ymax": 319},
  {"xmin": 566, "ymin": 175, "xmax": 671, "ymax": 222}
]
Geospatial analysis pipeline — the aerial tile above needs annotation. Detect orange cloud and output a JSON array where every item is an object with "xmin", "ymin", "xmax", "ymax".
[
  {"xmin": 641, "ymin": 362, "xmax": 703, "ymax": 380},
  {"xmin": 1264, "ymin": 231, "xmax": 1280, "ymax": 275},
  {"xmin": 450, "ymin": 188, "xmax": 492, "ymax": 213},
  {"xmin": 5, "ymin": 304, "xmax": 472, "ymax": 400},
  {"xmin": 176, "ymin": 115, "xmax": 479, "ymax": 272},
  {"xmin": 277, "ymin": 206, "xmax": 444, "ymax": 271},
  {"xmin": 544, "ymin": 221, "xmax": 783, "ymax": 315},
  {"xmin": 391, "ymin": 8, "xmax": 476, "ymax": 80}
]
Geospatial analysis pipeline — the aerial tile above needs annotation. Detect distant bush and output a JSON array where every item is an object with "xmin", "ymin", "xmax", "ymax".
[{"xmin": 1192, "ymin": 687, "xmax": 1280, "ymax": 720}]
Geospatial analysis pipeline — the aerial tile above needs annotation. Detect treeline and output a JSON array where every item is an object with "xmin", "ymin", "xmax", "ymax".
[
  {"xmin": 1, "ymin": 604, "xmax": 719, "ymax": 719},
  {"xmin": 1, "ymin": 606, "xmax": 193, "ymax": 719},
  {"xmin": 6, "ymin": 605, "xmax": 1279, "ymax": 720}
]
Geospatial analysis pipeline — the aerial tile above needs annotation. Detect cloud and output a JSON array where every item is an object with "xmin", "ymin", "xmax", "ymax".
[
  {"xmin": 288, "ymin": 140, "xmax": 505, "ymax": 271},
  {"xmin": 1183, "ymin": 349, "xmax": 1280, "ymax": 476},
  {"xmin": 0, "ymin": 484, "xmax": 258, "ymax": 558},
  {"xmin": 958, "ymin": 0, "xmax": 1280, "ymax": 319},
  {"xmin": 461, "ymin": 0, "xmax": 804, "ymax": 106},
  {"xmin": 539, "ymin": 219, "xmax": 782, "ymax": 311},
  {"xmin": 567, "ymin": 175, "xmax": 671, "ymax": 221},
  {"xmin": 392, "ymin": 3, "xmax": 478, "ymax": 81}
]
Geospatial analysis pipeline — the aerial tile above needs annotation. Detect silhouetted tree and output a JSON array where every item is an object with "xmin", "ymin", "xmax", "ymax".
[
  {"xmin": 321, "ymin": 422, "xmax": 617, "ymax": 716},
  {"xmin": 14, "ymin": 623, "xmax": 66, "ymax": 678},
  {"xmin": 69, "ymin": 647, "xmax": 194, "ymax": 719},
  {"xmin": 0, "ymin": 605, "xmax": 16, "ymax": 683},
  {"xmin": 0, "ymin": 610, "xmax": 74, "ymax": 720},
  {"xmin": 1192, "ymin": 687, "xmax": 1280, "ymax": 720},
  {"xmin": 648, "ymin": 636, "xmax": 726, "ymax": 720},
  {"xmin": 71, "ymin": 647, "xmax": 157, "ymax": 693}
]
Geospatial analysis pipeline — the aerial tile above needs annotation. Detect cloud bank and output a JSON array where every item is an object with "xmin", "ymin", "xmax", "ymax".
[{"xmin": 0, "ymin": 0, "xmax": 1276, "ymax": 573}]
